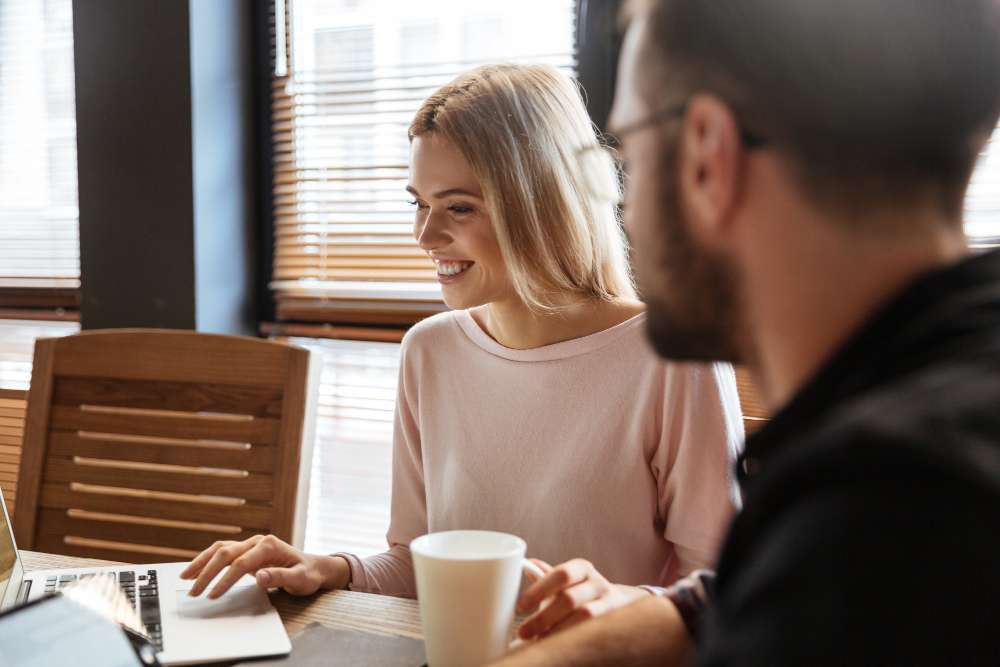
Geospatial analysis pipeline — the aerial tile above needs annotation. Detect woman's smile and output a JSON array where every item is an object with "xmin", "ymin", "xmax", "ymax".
[{"xmin": 435, "ymin": 259, "xmax": 475, "ymax": 283}]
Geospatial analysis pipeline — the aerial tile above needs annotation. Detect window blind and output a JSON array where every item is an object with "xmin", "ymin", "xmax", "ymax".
[
  {"xmin": 965, "ymin": 125, "xmax": 1000, "ymax": 250},
  {"xmin": 0, "ymin": 319, "xmax": 78, "ymax": 391},
  {"xmin": 270, "ymin": 0, "xmax": 578, "ymax": 326},
  {"xmin": 295, "ymin": 337, "xmax": 399, "ymax": 557},
  {"xmin": 0, "ymin": 0, "xmax": 80, "ymax": 310}
]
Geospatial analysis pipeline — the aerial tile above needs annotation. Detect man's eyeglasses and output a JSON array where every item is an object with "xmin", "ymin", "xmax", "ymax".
[{"xmin": 610, "ymin": 101, "xmax": 767, "ymax": 149}]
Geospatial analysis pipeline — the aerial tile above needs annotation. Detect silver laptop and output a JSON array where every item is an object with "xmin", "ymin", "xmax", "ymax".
[{"xmin": 0, "ymin": 487, "xmax": 291, "ymax": 665}]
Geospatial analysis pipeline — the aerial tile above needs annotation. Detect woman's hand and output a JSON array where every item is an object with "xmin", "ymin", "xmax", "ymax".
[
  {"xmin": 515, "ymin": 558, "xmax": 651, "ymax": 640},
  {"xmin": 179, "ymin": 534, "xmax": 351, "ymax": 599}
]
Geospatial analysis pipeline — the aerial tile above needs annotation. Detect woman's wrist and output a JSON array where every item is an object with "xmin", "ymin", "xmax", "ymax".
[{"xmin": 316, "ymin": 554, "xmax": 352, "ymax": 590}]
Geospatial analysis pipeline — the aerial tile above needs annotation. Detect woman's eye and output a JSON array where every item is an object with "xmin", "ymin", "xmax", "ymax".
[
  {"xmin": 448, "ymin": 205, "xmax": 472, "ymax": 214},
  {"xmin": 407, "ymin": 200, "xmax": 427, "ymax": 209}
]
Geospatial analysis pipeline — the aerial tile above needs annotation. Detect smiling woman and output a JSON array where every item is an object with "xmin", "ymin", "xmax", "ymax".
[
  {"xmin": 409, "ymin": 64, "xmax": 632, "ymax": 316},
  {"xmin": 184, "ymin": 63, "xmax": 744, "ymax": 642}
]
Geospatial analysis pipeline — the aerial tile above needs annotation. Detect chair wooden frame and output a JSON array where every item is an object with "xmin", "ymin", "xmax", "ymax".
[{"xmin": 12, "ymin": 329, "xmax": 320, "ymax": 563}]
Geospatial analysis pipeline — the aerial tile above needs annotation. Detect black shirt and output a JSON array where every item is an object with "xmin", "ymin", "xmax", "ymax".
[{"xmin": 701, "ymin": 250, "xmax": 1000, "ymax": 666}]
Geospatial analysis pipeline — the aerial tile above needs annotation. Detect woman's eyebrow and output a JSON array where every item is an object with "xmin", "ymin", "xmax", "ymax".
[
  {"xmin": 405, "ymin": 185, "xmax": 482, "ymax": 199},
  {"xmin": 431, "ymin": 188, "xmax": 482, "ymax": 199}
]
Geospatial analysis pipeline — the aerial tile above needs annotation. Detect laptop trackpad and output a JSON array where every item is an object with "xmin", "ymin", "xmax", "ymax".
[{"xmin": 175, "ymin": 586, "xmax": 268, "ymax": 620}]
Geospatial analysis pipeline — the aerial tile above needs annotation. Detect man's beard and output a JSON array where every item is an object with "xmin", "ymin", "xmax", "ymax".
[{"xmin": 641, "ymin": 148, "xmax": 744, "ymax": 363}]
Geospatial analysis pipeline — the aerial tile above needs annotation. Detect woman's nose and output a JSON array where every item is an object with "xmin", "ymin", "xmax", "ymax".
[{"xmin": 414, "ymin": 208, "xmax": 449, "ymax": 250}]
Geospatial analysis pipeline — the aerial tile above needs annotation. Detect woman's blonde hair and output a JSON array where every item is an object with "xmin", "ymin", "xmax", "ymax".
[{"xmin": 409, "ymin": 63, "xmax": 635, "ymax": 311}]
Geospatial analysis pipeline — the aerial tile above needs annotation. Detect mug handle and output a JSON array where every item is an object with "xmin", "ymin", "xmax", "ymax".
[{"xmin": 522, "ymin": 559, "xmax": 547, "ymax": 582}]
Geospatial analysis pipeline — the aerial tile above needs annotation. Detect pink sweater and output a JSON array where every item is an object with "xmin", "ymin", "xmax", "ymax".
[{"xmin": 337, "ymin": 310, "xmax": 744, "ymax": 598}]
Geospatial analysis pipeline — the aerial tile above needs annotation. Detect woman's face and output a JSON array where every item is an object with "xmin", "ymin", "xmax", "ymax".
[{"xmin": 408, "ymin": 134, "xmax": 510, "ymax": 310}]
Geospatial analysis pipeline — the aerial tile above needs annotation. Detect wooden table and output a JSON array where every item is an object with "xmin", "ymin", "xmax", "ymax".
[{"xmin": 20, "ymin": 551, "xmax": 424, "ymax": 640}]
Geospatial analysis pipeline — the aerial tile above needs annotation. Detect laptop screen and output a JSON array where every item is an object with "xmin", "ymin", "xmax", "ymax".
[{"xmin": 0, "ymin": 485, "xmax": 18, "ymax": 604}]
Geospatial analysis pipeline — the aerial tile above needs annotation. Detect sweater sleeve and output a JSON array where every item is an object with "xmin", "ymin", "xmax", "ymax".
[
  {"xmin": 651, "ymin": 361, "xmax": 743, "ymax": 578},
  {"xmin": 335, "ymin": 545, "xmax": 416, "ymax": 598},
  {"xmin": 338, "ymin": 335, "xmax": 428, "ymax": 599}
]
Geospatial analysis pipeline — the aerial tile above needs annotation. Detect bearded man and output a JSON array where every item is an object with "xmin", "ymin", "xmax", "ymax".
[{"xmin": 490, "ymin": 0, "xmax": 1000, "ymax": 664}]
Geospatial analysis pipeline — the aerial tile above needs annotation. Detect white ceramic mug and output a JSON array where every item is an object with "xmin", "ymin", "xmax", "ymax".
[{"xmin": 410, "ymin": 530, "xmax": 546, "ymax": 667}]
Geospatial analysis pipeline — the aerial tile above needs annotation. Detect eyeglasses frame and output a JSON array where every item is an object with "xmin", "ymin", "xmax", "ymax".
[{"xmin": 609, "ymin": 101, "xmax": 767, "ymax": 149}]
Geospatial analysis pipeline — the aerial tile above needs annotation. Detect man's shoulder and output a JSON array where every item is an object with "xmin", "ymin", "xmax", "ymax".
[
  {"xmin": 752, "ymin": 352, "xmax": 1000, "ymax": 500},
  {"xmin": 709, "ymin": 369, "xmax": 1000, "ymax": 664}
]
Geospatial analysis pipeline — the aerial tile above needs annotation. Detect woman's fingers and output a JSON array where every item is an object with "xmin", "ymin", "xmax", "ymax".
[
  {"xmin": 524, "ymin": 559, "xmax": 553, "ymax": 583},
  {"xmin": 205, "ymin": 536, "xmax": 293, "ymax": 599},
  {"xmin": 180, "ymin": 540, "xmax": 235, "ymax": 580},
  {"xmin": 517, "ymin": 559, "xmax": 593, "ymax": 611},
  {"xmin": 517, "ymin": 580, "xmax": 601, "ymax": 640},
  {"xmin": 187, "ymin": 536, "xmax": 264, "ymax": 597}
]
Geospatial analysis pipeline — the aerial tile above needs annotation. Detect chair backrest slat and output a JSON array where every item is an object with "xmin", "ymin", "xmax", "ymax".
[
  {"xmin": 40, "ymin": 481, "xmax": 274, "ymax": 531},
  {"xmin": 52, "ymin": 377, "xmax": 285, "ymax": 418},
  {"xmin": 43, "ymin": 458, "xmax": 277, "ymax": 500},
  {"xmin": 36, "ymin": 508, "xmax": 258, "ymax": 554},
  {"xmin": 48, "ymin": 404, "xmax": 283, "ymax": 445},
  {"xmin": 48, "ymin": 432, "xmax": 278, "ymax": 473}
]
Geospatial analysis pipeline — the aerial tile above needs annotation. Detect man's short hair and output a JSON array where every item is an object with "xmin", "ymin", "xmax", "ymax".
[{"xmin": 628, "ymin": 0, "xmax": 1000, "ymax": 220}]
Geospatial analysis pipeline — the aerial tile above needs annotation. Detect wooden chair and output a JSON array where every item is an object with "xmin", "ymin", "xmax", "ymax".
[
  {"xmin": 734, "ymin": 365, "xmax": 769, "ymax": 435},
  {"xmin": 11, "ymin": 329, "xmax": 320, "ymax": 564}
]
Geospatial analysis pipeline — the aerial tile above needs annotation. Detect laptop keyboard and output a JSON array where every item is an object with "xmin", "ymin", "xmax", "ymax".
[
  {"xmin": 136, "ymin": 570, "xmax": 162, "ymax": 649},
  {"xmin": 43, "ymin": 568, "xmax": 162, "ymax": 651}
]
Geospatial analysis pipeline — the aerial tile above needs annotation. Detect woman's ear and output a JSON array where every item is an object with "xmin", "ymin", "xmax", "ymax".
[{"xmin": 678, "ymin": 94, "xmax": 745, "ymax": 247}]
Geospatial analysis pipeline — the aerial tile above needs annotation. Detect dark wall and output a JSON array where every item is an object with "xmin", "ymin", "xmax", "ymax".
[
  {"xmin": 73, "ymin": 0, "xmax": 259, "ymax": 334},
  {"xmin": 252, "ymin": 0, "xmax": 277, "ymax": 324},
  {"xmin": 74, "ymin": 0, "xmax": 196, "ymax": 330},
  {"xmin": 576, "ymin": 0, "xmax": 625, "ymax": 134}
]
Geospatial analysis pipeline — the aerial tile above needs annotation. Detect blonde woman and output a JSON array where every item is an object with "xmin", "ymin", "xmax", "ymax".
[{"xmin": 182, "ymin": 64, "xmax": 743, "ymax": 639}]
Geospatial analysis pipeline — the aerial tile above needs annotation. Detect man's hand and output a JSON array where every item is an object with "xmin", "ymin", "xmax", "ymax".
[
  {"xmin": 517, "ymin": 559, "xmax": 650, "ymax": 639},
  {"xmin": 491, "ymin": 594, "xmax": 693, "ymax": 667},
  {"xmin": 180, "ymin": 534, "xmax": 351, "ymax": 599}
]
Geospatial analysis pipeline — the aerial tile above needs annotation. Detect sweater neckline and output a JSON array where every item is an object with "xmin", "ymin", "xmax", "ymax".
[{"xmin": 454, "ymin": 308, "xmax": 648, "ymax": 362}]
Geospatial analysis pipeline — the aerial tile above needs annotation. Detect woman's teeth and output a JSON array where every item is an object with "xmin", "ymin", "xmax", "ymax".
[{"xmin": 436, "ymin": 261, "xmax": 473, "ymax": 276}]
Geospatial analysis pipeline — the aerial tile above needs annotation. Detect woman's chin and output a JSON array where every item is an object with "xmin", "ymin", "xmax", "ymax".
[{"xmin": 441, "ymin": 289, "xmax": 489, "ymax": 312}]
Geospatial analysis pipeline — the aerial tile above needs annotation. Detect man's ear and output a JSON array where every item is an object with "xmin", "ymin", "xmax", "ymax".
[{"xmin": 678, "ymin": 94, "xmax": 745, "ymax": 245}]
